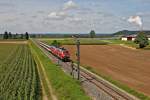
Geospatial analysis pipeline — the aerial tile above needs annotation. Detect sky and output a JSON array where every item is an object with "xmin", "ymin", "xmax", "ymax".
[{"xmin": 0, "ymin": 0, "xmax": 150, "ymax": 33}]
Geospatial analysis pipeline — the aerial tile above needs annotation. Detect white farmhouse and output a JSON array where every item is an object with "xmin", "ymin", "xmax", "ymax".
[{"xmin": 121, "ymin": 34, "xmax": 150, "ymax": 41}]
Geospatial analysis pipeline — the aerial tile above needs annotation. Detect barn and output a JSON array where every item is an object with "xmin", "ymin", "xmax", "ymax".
[
  {"xmin": 121, "ymin": 34, "xmax": 150, "ymax": 41},
  {"xmin": 121, "ymin": 35, "xmax": 136, "ymax": 41}
]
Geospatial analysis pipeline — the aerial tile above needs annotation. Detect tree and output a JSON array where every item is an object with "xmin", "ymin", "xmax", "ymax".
[
  {"xmin": 134, "ymin": 32, "xmax": 149, "ymax": 48},
  {"xmin": 8, "ymin": 32, "xmax": 12, "ymax": 39},
  {"xmin": 90, "ymin": 30, "xmax": 96, "ymax": 38},
  {"xmin": 25, "ymin": 32, "xmax": 29, "ymax": 40},
  {"xmin": 20, "ymin": 34, "xmax": 24, "ymax": 39},
  {"xmin": 51, "ymin": 40, "xmax": 61, "ymax": 47},
  {"xmin": 3, "ymin": 31, "xmax": 8, "ymax": 39}
]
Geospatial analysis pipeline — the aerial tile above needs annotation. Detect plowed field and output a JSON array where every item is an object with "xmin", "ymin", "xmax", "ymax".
[{"xmin": 64, "ymin": 45, "xmax": 150, "ymax": 96}]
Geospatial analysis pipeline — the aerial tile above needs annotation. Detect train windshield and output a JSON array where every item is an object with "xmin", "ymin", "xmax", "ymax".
[{"xmin": 64, "ymin": 51, "xmax": 69, "ymax": 54}]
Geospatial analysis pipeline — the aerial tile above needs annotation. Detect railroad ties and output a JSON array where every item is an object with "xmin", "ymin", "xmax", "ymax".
[{"xmin": 36, "ymin": 41, "xmax": 138, "ymax": 100}]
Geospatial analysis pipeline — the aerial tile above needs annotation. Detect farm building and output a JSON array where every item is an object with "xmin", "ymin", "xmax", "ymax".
[{"xmin": 121, "ymin": 35, "xmax": 150, "ymax": 41}]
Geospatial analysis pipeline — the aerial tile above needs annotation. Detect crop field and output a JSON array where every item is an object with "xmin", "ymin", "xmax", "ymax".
[
  {"xmin": 64, "ymin": 45, "xmax": 150, "ymax": 97},
  {"xmin": 0, "ymin": 43, "xmax": 41, "ymax": 100},
  {"xmin": 0, "ymin": 44, "xmax": 18, "ymax": 62}
]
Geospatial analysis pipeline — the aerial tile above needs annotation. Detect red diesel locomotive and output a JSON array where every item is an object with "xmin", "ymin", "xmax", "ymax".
[{"xmin": 39, "ymin": 42, "xmax": 70, "ymax": 61}]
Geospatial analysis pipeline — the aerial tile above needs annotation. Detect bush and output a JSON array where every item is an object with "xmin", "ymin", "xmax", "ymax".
[
  {"xmin": 134, "ymin": 32, "xmax": 149, "ymax": 48},
  {"xmin": 51, "ymin": 40, "xmax": 61, "ymax": 47}
]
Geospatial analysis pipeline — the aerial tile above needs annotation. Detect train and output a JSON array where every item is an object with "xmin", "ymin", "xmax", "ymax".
[{"xmin": 39, "ymin": 42, "xmax": 70, "ymax": 61}]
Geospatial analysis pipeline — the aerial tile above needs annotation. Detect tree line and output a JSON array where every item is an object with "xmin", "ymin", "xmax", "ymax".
[{"xmin": 3, "ymin": 31, "xmax": 29, "ymax": 40}]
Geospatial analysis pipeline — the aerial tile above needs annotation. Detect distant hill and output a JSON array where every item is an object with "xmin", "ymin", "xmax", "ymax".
[{"xmin": 113, "ymin": 30, "xmax": 150, "ymax": 36}]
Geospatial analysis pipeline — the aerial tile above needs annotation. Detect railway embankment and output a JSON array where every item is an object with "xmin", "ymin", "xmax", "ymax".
[{"xmin": 30, "ymin": 40, "xmax": 90, "ymax": 100}]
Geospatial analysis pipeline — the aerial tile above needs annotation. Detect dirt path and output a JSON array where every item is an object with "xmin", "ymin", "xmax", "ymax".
[
  {"xmin": 0, "ymin": 41, "xmax": 27, "ymax": 44},
  {"xmin": 41, "ymin": 81, "xmax": 48, "ymax": 100},
  {"xmin": 38, "ymin": 57, "xmax": 57, "ymax": 100},
  {"xmin": 35, "ymin": 56, "xmax": 49, "ymax": 100},
  {"xmin": 64, "ymin": 45, "xmax": 150, "ymax": 96},
  {"xmin": 119, "ymin": 44, "xmax": 136, "ymax": 50}
]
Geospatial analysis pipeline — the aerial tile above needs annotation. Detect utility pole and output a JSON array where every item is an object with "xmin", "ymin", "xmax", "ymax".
[
  {"xmin": 72, "ymin": 35, "xmax": 80, "ymax": 80},
  {"xmin": 76, "ymin": 39, "xmax": 80, "ymax": 80}
]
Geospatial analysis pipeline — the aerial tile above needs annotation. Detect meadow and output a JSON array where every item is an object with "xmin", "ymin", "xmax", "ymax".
[{"xmin": 39, "ymin": 38, "xmax": 108, "ymax": 45}]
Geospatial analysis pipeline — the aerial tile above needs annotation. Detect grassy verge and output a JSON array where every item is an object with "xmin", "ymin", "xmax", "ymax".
[
  {"xmin": 106, "ymin": 39, "xmax": 138, "ymax": 47},
  {"xmin": 29, "ymin": 40, "xmax": 90, "ymax": 100},
  {"xmin": 83, "ymin": 65, "xmax": 150, "ymax": 100},
  {"xmin": 106, "ymin": 39, "xmax": 150, "ymax": 50},
  {"xmin": 41, "ymin": 38, "xmax": 108, "ymax": 45},
  {"xmin": 29, "ymin": 42, "xmax": 52, "ymax": 100}
]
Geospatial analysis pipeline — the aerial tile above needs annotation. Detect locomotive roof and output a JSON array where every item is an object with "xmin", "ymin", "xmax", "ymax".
[{"xmin": 40, "ymin": 42, "xmax": 68, "ymax": 51}]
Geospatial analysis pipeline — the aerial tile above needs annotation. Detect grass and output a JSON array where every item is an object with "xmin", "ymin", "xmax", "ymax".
[
  {"xmin": 40, "ymin": 38, "xmax": 108, "ymax": 45},
  {"xmin": 83, "ymin": 65, "xmax": 150, "ymax": 100},
  {"xmin": 29, "ymin": 43, "xmax": 52, "ymax": 100},
  {"xmin": 106, "ymin": 39, "xmax": 150, "ymax": 50},
  {"xmin": 29, "ymin": 40, "xmax": 90, "ymax": 100},
  {"xmin": 106, "ymin": 39, "xmax": 138, "ymax": 47}
]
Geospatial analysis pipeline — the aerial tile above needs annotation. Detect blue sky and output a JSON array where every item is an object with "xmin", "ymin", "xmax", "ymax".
[{"xmin": 0, "ymin": 0, "xmax": 150, "ymax": 33}]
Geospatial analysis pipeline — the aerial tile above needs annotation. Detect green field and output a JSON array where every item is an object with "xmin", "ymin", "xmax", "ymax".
[
  {"xmin": 0, "ymin": 43, "xmax": 41, "ymax": 100},
  {"xmin": 0, "ymin": 44, "xmax": 18, "ymax": 62},
  {"xmin": 39, "ymin": 38, "xmax": 108, "ymax": 45},
  {"xmin": 106, "ymin": 39, "xmax": 150, "ymax": 49}
]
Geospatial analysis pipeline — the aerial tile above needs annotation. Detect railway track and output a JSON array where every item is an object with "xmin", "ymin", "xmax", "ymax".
[
  {"xmin": 63, "ymin": 63, "xmax": 137, "ymax": 100},
  {"xmin": 80, "ymin": 70, "xmax": 131, "ymax": 100},
  {"xmin": 34, "ymin": 40, "xmax": 138, "ymax": 100}
]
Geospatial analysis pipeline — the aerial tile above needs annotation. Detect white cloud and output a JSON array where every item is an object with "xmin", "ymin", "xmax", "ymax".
[
  {"xmin": 63, "ymin": 1, "xmax": 78, "ymax": 10},
  {"xmin": 47, "ymin": 1, "xmax": 78, "ymax": 20},
  {"xmin": 128, "ymin": 16, "xmax": 142, "ymax": 27},
  {"xmin": 48, "ymin": 11, "xmax": 68, "ymax": 20}
]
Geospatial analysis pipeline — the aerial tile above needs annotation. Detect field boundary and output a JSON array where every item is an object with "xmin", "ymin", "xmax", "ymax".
[
  {"xmin": 0, "ymin": 41, "xmax": 27, "ymax": 44},
  {"xmin": 119, "ymin": 44, "xmax": 136, "ymax": 50}
]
